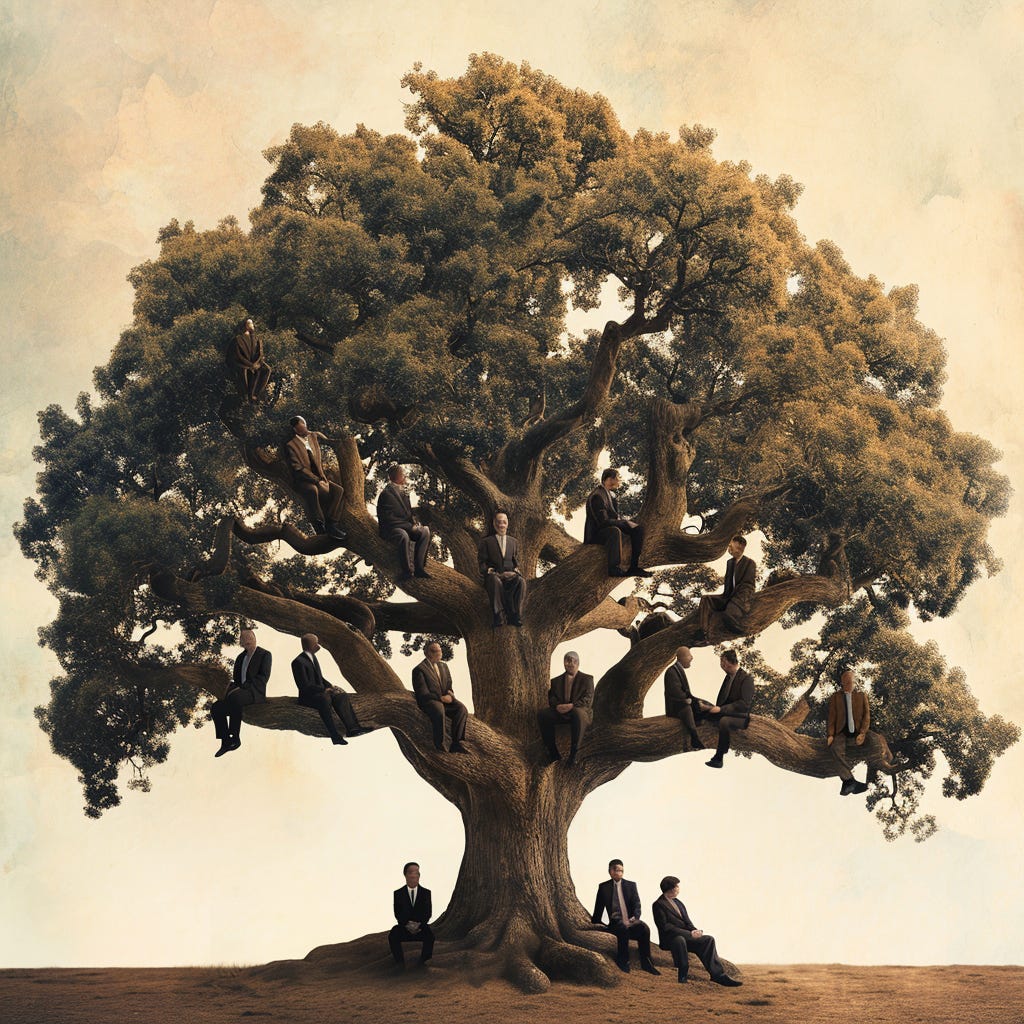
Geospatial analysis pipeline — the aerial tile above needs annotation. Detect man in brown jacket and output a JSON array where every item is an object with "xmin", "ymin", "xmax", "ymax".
[
  {"xmin": 697, "ymin": 535, "xmax": 756, "ymax": 636},
  {"xmin": 282, "ymin": 415, "xmax": 346, "ymax": 540},
  {"xmin": 537, "ymin": 651, "xmax": 594, "ymax": 767},
  {"xmin": 827, "ymin": 668, "xmax": 875, "ymax": 795},
  {"xmin": 412, "ymin": 642, "xmax": 468, "ymax": 754},
  {"xmin": 228, "ymin": 318, "xmax": 271, "ymax": 401}
]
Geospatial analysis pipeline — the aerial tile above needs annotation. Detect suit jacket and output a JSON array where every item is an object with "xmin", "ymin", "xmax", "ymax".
[
  {"xmin": 715, "ymin": 668, "xmax": 754, "ymax": 719},
  {"xmin": 722, "ymin": 554, "xmax": 757, "ymax": 614},
  {"xmin": 664, "ymin": 663, "xmax": 694, "ymax": 718},
  {"xmin": 412, "ymin": 659, "xmax": 456, "ymax": 706},
  {"xmin": 592, "ymin": 878, "xmax": 643, "ymax": 926},
  {"xmin": 283, "ymin": 432, "xmax": 328, "ymax": 486},
  {"xmin": 827, "ymin": 689, "xmax": 870, "ymax": 740},
  {"xmin": 291, "ymin": 651, "xmax": 333, "ymax": 700},
  {"xmin": 377, "ymin": 482, "xmax": 415, "ymax": 536},
  {"xmin": 584, "ymin": 485, "xmax": 630, "ymax": 544},
  {"xmin": 230, "ymin": 330, "xmax": 265, "ymax": 369},
  {"xmin": 652, "ymin": 895, "xmax": 698, "ymax": 947},
  {"xmin": 547, "ymin": 672, "xmax": 594, "ymax": 717},
  {"xmin": 232, "ymin": 646, "xmax": 272, "ymax": 702},
  {"xmin": 478, "ymin": 534, "xmax": 520, "ymax": 577},
  {"xmin": 393, "ymin": 886, "xmax": 432, "ymax": 927}
]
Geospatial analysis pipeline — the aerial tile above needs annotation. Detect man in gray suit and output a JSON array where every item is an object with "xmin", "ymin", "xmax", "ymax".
[
  {"xmin": 697, "ymin": 535, "xmax": 756, "ymax": 636},
  {"xmin": 412, "ymin": 641, "xmax": 468, "ymax": 753},
  {"xmin": 477, "ymin": 510, "xmax": 525, "ymax": 627},
  {"xmin": 377, "ymin": 465, "xmax": 431, "ymax": 580},
  {"xmin": 664, "ymin": 646, "xmax": 704, "ymax": 751},
  {"xmin": 537, "ymin": 651, "xmax": 594, "ymax": 767}
]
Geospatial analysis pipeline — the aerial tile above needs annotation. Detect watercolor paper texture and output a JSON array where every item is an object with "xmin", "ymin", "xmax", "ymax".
[{"xmin": 2, "ymin": 0, "xmax": 1022, "ymax": 973}]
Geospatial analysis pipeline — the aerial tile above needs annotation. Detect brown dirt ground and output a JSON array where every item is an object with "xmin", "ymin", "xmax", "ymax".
[{"xmin": 3, "ymin": 955, "xmax": 1023, "ymax": 1024}]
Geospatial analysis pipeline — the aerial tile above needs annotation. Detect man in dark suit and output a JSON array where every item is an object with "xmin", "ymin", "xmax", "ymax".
[
  {"xmin": 537, "ymin": 651, "xmax": 593, "ymax": 767},
  {"xmin": 591, "ymin": 859, "xmax": 660, "ymax": 975},
  {"xmin": 697, "ymin": 534, "xmax": 756, "ymax": 635},
  {"xmin": 412, "ymin": 641, "xmax": 468, "ymax": 754},
  {"xmin": 702, "ymin": 650, "xmax": 755, "ymax": 769},
  {"xmin": 584, "ymin": 468, "xmax": 653, "ymax": 578},
  {"xmin": 210, "ymin": 628, "xmax": 272, "ymax": 756},
  {"xmin": 376, "ymin": 464, "xmax": 431, "ymax": 580},
  {"xmin": 828, "ymin": 667, "xmax": 892, "ymax": 796},
  {"xmin": 290, "ymin": 633, "xmax": 372, "ymax": 745},
  {"xmin": 227, "ymin": 317, "xmax": 271, "ymax": 402},
  {"xmin": 281, "ymin": 415, "xmax": 346, "ymax": 540},
  {"xmin": 477, "ymin": 510, "xmax": 525, "ymax": 627},
  {"xmin": 389, "ymin": 862, "xmax": 435, "ymax": 967},
  {"xmin": 652, "ymin": 875, "xmax": 742, "ymax": 986},
  {"xmin": 664, "ymin": 646, "xmax": 704, "ymax": 751}
]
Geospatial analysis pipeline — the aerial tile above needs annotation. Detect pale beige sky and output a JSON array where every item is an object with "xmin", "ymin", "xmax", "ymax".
[{"xmin": 1, "ymin": 0, "xmax": 1023, "ymax": 968}]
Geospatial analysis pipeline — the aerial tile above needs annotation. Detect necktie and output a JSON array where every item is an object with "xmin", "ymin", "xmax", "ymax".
[
  {"xmin": 410, "ymin": 888, "xmax": 416, "ymax": 907},
  {"xmin": 615, "ymin": 881, "xmax": 629, "ymax": 923},
  {"xmin": 845, "ymin": 692, "xmax": 856, "ymax": 733}
]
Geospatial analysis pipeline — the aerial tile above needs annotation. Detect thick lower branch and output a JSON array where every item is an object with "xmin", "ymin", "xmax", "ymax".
[{"xmin": 562, "ymin": 595, "xmax": 643, "ymax": 642}]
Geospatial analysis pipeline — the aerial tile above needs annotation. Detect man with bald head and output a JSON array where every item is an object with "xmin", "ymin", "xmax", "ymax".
[
  {"xmin": 537, "ymin": 651, "xmax": 594, "ymax": 767},
  {"xmin": 664, "ymin": 646, "xmax": 705, "ymax": 751},
  {"xmin": 291, "ymin": 633, "xmax": 372, "ymax": 745},
  {"xmin": 210, "ymin": 627, "xmax": 272, "ymax": 756},
  {"xmin": 412, "ymin": 641, "xmax": 468, "ymax": 754}
]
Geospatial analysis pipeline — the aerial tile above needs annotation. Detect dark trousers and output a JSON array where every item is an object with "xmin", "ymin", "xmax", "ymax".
[
  {"xmin": 594, "ymin": 524, "xmax": 645, "ymax": 572},
  {"xmin": 418, "ymin": 699, "xmax": 468, "ymax": 751},
  {"xmin": 235, "ymin": 364, "xmax": 271, "ymax": 401},
  {"xmin": 666, "ymin": 932, "xmax": 726, "ymax": 979},
  {"xmin": 703, "ymin": 711, "xmax": 749, "ymax": 758},
  {"xmin": 697, "ymin": 594, "xmax": 729, "ymax": 635},
  {"xmin": 294, "ymin": 479, "xmax": 344, "ymax": 529},
  {"xmin": 537, "ymin": 707, "xmax": 588, "ymax": 757},
  {"xmin": 484, "ymin": 572, "xmax": 525, "ymax": 621},
  {"xmin": 608, "ymin": 920, "xmax": 651, "ymax": 962},
  {"xmin": 298, "ymin": 689, "xmax": 361, "ymax": 742},
  {"xmin": 672, "ymin": 703, "xmax": 704, "ymax": 746},
  {"xmin": 211, "ymin": 687, "xmax": 259, "ymax": 739},
  {"xmin": 386, "ymin": 525, "xmax": 430, "ymax": 573},
  {"xmin": 388, "ymin": 923, "xmax": 435, "ymax": 964}
]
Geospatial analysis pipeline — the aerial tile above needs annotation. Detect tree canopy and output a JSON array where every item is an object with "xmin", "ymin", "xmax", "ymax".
[{"xmin": 15, "ymin": 51, "xmax": 1017, "ymax": 988}]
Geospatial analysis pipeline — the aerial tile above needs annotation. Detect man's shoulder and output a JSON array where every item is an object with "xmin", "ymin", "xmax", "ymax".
[{"xmin": 577, "ymin": 672, "xmax": 595, "ymax": 685}]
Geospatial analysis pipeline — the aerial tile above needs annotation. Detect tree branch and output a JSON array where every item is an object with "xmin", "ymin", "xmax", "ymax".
[{"xmin": 562, "ymin": 595, "xmax": 643, "ymax": 642}]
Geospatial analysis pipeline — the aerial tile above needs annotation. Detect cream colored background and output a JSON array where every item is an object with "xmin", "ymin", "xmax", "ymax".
[{"xmin": 1, "ymin": 0, "xmax": 1022, "ymax": 967}]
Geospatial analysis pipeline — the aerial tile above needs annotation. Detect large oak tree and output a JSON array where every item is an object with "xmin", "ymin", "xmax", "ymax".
[{"xmin": 17, "ymin": 54, "xmax": 1017, "ymax": 990}]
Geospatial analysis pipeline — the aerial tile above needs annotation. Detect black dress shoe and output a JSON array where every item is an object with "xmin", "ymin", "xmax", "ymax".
[
  {"xmin": 705, "ymin": 756, "xmax": 724, "ymax": 769},
  {"xmin": 214, "ymin": 743, "xmax": 231, "ymax": 758},
  {"xmin": 225, "ymin": 736, "xmax": 241, "ymax": 752},
  {"xmin": 840, "ymin": 778, "xmax": 855, "ymax": 796},
  {"xmin": 688, "ymin": 734, "xmax": 705, "ymax": 751},
  {"xmin": 640, "ymin": 958, "xmax": 661, "ymax": 976},
  {"xmin": 609, "ymin": 568, "xmax": 629, "ymax": 577},
  {"xmin": 414, "ymin": 569, "xmax": 432, "ymax": 578},
  {"xmin": 546, "ymin": 751, "xmax": 561, "ymax": 765},
  {"xmin": 508, "ymin": 617, "xmax": 523, "ymax": 627},
  {"xmin": 398, "ymin": 570, "xmax": 413, "ymax": 581},
  {"xmin": 565, "ymin": 750, "xmax": 577, "ymax": 768},
  {"xmin": 615, "ymin": 958, "xmax": 630, "ymax": 974},
  {"xmin": 677, "ymin": 970, "xmax": 688, "ymax": 983},
  {"xmin": 713, "ymin": 975, "xmax": 742, "ymax": 987},
  {"xmin": 327, "ymin": 522, "xmax": 348, "ymax": 541},
  {"xmin": 332, "ymin": 736, "xmax": 348, "ymax": 745},
  {"xmin": 493, "ymin": 614, "xmax": 503, "ymax": 628},
  {"xmin": 851, "ymin": 780, "xmax": 869, "ymax": 794},
  {"xmin": 347, "ymin": 726, "xmax": 374, "ymax": 737},
  {"xmin": 312, "ymin": 520, "xmax": 327, "ymax": 535},
  {"xmin": 449, "ymin": 743, "xmax": 468, "ymax": 754},
  {"xmin": 630, "ymin": 566, "xmax": 654, "ymax": 578}
]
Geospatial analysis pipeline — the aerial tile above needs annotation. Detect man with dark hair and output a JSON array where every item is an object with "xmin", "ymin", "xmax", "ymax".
[
  {"xmin": 412, "ymin": 641, "xmax": 468, "ymax": 754},
  {"xmin": 281, "ymin": 415, "xmax": 346, "ymax": 540},
  {"xmin": 210, "ymin": 627, "xmax": 272, "ymax": 756},
  {"xmin": 376, "ymin": 465, "xmax": 431, "ymax": 580},
  {"xmin": 828, "ymin": 668, "xmax": 896, "ymax": 795},
  {"xmin": 389, "ymin": 862, "xmax": 435, "ymax": 967},
  {"xmin": 290, "ymin": 633, "xmax": 372, "ymax": 745},
  {"xmin": 697, "ymin": 535, "xmax": 756, "ymax": 635},
  {"xmin": 477, "ymin": 510, "xmax": 525, "ymax": 627},
  {"xmin": 664, "ymin": 646, "xmax": 704, "ymax": 751},
  {"xmin": 702, "ymin": 650, "xmax": 754, "ymax": 769},
  {"xmin": 228, "ymin": 317, "xmax": 271, "ymax": 402},
  {"xmin": 537, "ymin": 651, "xmax": 593, "ymax": 767},
  {"xmin": 591, "ymin": 860, "xmax": 660, "ymax": 975},
  {"xmin": 584, "ymin": 469, "xmax": 652, "ymax": 578},
  {"xmin": 652, "ymin": 876, "xmax": 742, "ymax": 986}
]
